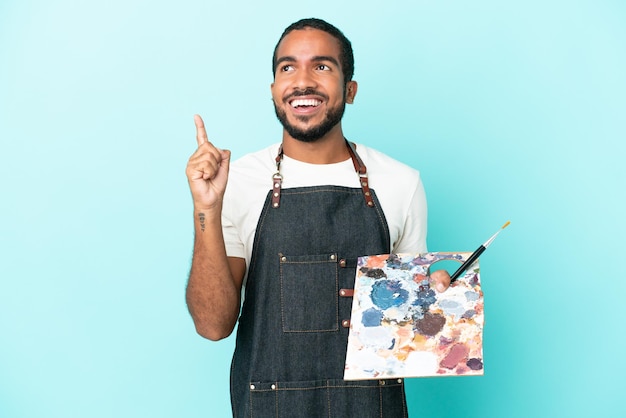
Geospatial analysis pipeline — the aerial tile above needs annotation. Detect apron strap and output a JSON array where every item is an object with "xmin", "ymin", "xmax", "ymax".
[
  {"xmin": 272, "ymin": 146, "xmax": 284, "ymax": 208},
  {"xmin": 346, "ymin": 141, "xmax": 375, "ymax": 208},
  {"xmin": 271, "ymin": 140, "xmax": 374, "ymax": 209}
]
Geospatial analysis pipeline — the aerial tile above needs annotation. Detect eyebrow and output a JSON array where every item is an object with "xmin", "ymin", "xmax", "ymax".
[{"xmin": 274, "ymin": 55, "xmax": 340, "ymax": 70}]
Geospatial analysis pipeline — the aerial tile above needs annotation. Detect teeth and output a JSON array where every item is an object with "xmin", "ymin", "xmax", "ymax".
[{"xmin": 291, "ymin": 99, "xmax": 321, "ymax": 107}]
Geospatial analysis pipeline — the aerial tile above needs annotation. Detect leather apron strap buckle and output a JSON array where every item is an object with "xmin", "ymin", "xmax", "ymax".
[
  {"xmin": 271, "ymin": 173, "xmax": 282, "ymax": 209},
  {"xmin": 271, "ymin": 140, "xmax": 375, "ymax": 208}
]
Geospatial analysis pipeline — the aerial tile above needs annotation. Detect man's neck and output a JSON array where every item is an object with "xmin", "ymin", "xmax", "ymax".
[{"xmin": 281, "ymin": 126, "xmax": 351, "ymax": 164}]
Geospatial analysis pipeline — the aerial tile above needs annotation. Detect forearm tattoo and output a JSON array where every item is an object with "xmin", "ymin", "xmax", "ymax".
[{"xmin": 198, "ymin": 212, "xmax": 206, "ymax": 232}]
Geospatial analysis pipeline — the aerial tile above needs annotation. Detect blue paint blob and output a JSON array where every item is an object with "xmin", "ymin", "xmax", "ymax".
[
  {"xmin": 465, "ymin": 291, "xmax": 479, "ymax": 301},
  {"xmin": 362, "ymin": 308, "xmax": 383, "ymax": 327},
  {"xmin": 371, "ymin": 280, "xmax": 409, "ymax": 310},
  {"xmin": 439, "ymin": 299, "xmax": 465, "ymax": 317},
  {"xmin": 410, "ymin": 305, "xmax": 425, "ymax": 321},
  {"xmin": 413, "ymin": 288, "xmax": 437, "ymax": 312}
]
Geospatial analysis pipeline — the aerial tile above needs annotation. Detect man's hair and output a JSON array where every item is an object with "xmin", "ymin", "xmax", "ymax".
[{"xmin": 272, "ymin": 18, "xmax": 355, "ymax": 83}]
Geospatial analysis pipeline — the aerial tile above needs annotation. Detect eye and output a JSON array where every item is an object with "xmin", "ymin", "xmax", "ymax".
[
  {"xmin": 280, "ymin": 64, "xmax": 294, "ymax": 72},
  {"xmin": 317, "ymin": 64, "xmax": 331, "ymax": 71}
]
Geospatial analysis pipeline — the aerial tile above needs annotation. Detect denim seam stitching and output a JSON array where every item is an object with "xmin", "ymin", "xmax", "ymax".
[{"xmin": 280, "ymin": 258, "xmax": 339, "ymax": 333}]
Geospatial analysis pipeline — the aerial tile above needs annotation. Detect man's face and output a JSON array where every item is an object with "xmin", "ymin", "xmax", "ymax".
[{"xmin": 271, "ymin": 28, "xmax": 357, "ymax": 143}]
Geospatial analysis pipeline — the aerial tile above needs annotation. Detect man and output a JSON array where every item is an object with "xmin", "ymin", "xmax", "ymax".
[{"xmin": 185, "ymin": 18, "xmax": 450, "ymax": 417}]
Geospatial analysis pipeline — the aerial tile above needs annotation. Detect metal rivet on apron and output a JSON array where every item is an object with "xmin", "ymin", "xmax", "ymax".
[
  {"xmin": 330, "ymin": 254, "xmax": 336, "ymax": 260},
  {"xmin": 340, "ymin": 289, "xmax": 346, "ymax": 296},
  {"xmin": 339, "ymin": 259, "xmax": 346, "ymax": 267},
  {"xmin": 397, "ymin": 379, "xmax": 402, "ymax": 384},
  {"xmin": 271, "ymin": 384, "xmax": 276, "ymax": 390},
  {"xmin": 273, "ymin": 192, "xmax": 279, "ymax": 197},
  {"xmin": 367, "ymin": 201, "xmax": 374, "ymax": 207},
  {"xmin": 379, "ymin": 380, "xmax": 386, "ymax": 386},
  {"xmin": 341, "ymin": 319, "xmax": 350, "ymax": 328},
  {"xmin": 250, "ymin": 384, "xmax": 255, "ymax": 390},
  {"xmin": 281, "ymin": 256, "xmax": 287, "ymax": 262}
]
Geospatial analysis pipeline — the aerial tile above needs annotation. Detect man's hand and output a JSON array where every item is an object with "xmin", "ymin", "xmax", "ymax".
[
  {"xmin": 430, "ymin": 269, "xmax": 452, "ymax": 293},
  {"xmin": 185, "ymin": 114, "xmax": 231, "ymax": 210}
]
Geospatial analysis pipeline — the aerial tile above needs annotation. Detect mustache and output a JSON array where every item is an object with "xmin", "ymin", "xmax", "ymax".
[{"xmin": 284, "ymin": 88, "xmax": 328, "ymax": 101}]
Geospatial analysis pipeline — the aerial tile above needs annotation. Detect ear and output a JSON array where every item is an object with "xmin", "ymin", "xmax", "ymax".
[
  {"xmin": 270, "ymin": 81, "xmax": 277, "ymax": 102},
  {"xmin": 345, "ymin": 81, "xmax": 358, "ymax": 104}
]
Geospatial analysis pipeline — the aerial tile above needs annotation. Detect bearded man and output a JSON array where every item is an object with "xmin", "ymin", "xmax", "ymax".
[{"xmin": 185, "ymin": 17, "xmax": 450, "ymax": 418}]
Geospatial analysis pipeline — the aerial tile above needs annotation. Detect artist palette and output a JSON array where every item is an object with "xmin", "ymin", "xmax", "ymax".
[{"xmin": 344, "ymin": 252, "xmax": 484, "ymax": 380}]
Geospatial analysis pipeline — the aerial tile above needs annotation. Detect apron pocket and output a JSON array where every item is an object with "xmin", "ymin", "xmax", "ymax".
[
  {"xmin": 279, "ymin": 253, "xmax": 338, "ymax": 332},
  {"xmin": 249, "ymin": 379, "xmax": 407, "ymax": 418}
]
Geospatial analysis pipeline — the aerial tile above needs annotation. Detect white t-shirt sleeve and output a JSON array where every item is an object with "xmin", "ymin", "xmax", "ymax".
[
  {"xmin": 222, "ymin": 207, "xmax": 246, "ymax": 259},
  {"xmin": 392, "ymin": 175, "xmax": 428, "ymax": 254},
  {"xmin": 221, "ymin": 144, "xmax": 280, "ymax": 264}
]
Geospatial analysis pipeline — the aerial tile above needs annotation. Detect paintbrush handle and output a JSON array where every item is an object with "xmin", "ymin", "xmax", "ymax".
[{"xmin": 449, "ymin": 245, "xmax": 485, "ymax": 282}]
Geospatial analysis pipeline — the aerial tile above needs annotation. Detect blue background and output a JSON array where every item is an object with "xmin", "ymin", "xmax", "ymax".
[{"xmin": 1, "ymin": 1, "xmax": 624, "ymax": 417}]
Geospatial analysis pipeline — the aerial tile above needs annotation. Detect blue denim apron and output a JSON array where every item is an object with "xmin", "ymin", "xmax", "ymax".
[{"xmin": 230, "ymin": 142, "xmax": 408, "ymax": 417}]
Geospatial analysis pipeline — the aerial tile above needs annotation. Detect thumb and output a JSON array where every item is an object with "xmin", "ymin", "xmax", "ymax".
[
  {"xmin": 213, "ymin": 149, "xmax": 231, "ymax": 184},
  {"xmin": 220, "ymin": 149, "xmax": 231, "ymax": 173}
]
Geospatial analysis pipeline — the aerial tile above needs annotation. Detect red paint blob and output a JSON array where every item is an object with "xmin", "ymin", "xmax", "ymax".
[{"xmin": 440, "ymin": 343, "xmax": 469, "ymax": 369}]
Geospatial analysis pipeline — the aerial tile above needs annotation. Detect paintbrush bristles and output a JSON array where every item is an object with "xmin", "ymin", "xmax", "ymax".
[{"xmin": 483, "ymin": 221, "xmax": 510, "ymax": 248}]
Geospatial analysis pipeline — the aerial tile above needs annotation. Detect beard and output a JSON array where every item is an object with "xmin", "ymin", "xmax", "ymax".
[{"xmin": 273, "ymin": 92, "xmax": 346, "ymax": 143}]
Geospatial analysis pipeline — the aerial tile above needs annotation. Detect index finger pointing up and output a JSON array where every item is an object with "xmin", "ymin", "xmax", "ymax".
[{"xmin": 194, "ymin": 114, "xmax": 208, "ymax": 146}]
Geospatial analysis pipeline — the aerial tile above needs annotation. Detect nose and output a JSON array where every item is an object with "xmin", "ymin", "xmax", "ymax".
[{"xmin": 292, "ymin": 68, "xmax": 317, "ymax": 91}]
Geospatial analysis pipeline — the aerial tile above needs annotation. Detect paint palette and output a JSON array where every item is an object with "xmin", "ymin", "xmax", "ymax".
[{"xmin": 344, "ymin": 252, "xmax": 484, "ymax": 380}]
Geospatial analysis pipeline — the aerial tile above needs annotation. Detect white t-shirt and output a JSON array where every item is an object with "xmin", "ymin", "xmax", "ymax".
[{"xmin": 222, "ymin": 143, "xmax": 427, "ymax": 270}]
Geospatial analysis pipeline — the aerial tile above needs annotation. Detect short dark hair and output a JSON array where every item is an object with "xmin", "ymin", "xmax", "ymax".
[{"xmin": 272, "ymin": 18, "xmax": 354, "ymax": 83}]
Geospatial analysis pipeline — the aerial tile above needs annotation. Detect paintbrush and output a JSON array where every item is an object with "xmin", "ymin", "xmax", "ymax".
[{"xmin": 449, "ymin": 221, "xmax": 511, "ymax": 282}]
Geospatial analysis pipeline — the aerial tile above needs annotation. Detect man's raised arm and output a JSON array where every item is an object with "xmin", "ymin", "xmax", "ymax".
[{"xmin": 185, "ymin": 114, "xmax": 245, "ymax": 341}]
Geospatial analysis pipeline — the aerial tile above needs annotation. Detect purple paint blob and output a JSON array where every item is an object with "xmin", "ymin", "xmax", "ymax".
[
  {"xmin": 363, "ymin": 268, "xmax": 387, "ymax": 278},
  {"xmin": 439, "ymin": 336, "xmax": 454, "ymax": 346},
  {"xmin": 467, "ymin": 358, "xmax": 483, "ymax": 370},
  {"xmin": 461, "ymin": 310, "xmax": 476, "ymax": 319},
  {"xmin": 469, "ymin": 273, "xmax": 480, "ymax": 285}
]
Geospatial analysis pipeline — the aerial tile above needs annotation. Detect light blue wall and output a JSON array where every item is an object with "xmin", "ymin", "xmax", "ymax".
[{"xmin": 1, "ymin": 1, "xmax": 624, "ymax": 417}]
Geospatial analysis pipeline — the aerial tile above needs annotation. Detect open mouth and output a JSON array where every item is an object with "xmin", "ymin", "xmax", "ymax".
[{"xmin": 289, "ymin": 98, "xmax": 322, "ymax": 108}]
